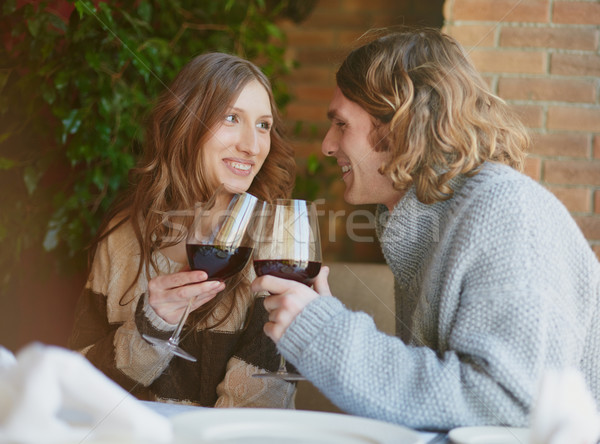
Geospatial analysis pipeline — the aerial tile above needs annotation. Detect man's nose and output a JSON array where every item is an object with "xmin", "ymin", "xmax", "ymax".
[{"xmin": 322, "ymin": 127, "xmax": 337, "ymax": 156}]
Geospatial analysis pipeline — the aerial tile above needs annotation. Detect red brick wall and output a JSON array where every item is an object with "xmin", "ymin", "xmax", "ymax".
[{"xmin": 443, "ymin": 0, "xmax": 600, "ymax": 259}]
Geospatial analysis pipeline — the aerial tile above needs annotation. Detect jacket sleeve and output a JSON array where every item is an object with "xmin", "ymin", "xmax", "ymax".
[
  {"xmin": 214, "ymin": 296, "xmax": 296, "ymax": 408},
  {"xmin": 68, "ymin": 224, "xmax": 174, "ymax": 397}
]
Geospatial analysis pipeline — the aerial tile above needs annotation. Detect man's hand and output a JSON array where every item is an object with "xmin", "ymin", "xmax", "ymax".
[{"xmin": 251, "ymin": 266, "xmax": 331, "ymax": 342}]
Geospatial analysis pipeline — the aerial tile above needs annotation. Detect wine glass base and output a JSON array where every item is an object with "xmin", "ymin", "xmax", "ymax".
[
  {"xmin": 252, "ymin": 371, "xmax": 306, "ymax": 381},
  {"xmin": 142, "ymin": 334, "xmax": 197, "ymax": 362}
]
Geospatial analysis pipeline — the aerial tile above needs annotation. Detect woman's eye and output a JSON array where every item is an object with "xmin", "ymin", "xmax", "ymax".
[
  {"xmin": 257, "ymin": 121, "xmax": 271, "ymax": 131},
  {"xmin": 225, "ymin": 114, "xmax": 238, "ymax": 123}
]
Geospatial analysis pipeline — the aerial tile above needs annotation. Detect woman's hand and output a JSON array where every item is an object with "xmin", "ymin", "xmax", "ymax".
[
  {"xmin": 251, "ymin": 266, "xmax": 331, "ymax": 343},
  {"xmin": 147, "ymin": 268, "xmax": 225, "ymax": 324}
]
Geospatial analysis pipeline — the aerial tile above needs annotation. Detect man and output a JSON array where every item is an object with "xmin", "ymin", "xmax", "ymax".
[{"xmin": 252, "ymin": 28, "xmax": 600, "ymax": 430}]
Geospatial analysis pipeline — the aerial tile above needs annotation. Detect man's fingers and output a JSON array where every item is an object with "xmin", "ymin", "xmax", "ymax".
[
  {"xmin": 313, "ymin": 266, "xmax": 331, "ymax": 296},
  {"xmin": 251, "ymin": 274, "xmax": 298, "ymax": 294},
  {"xmin": 263, "ymin": 321, "xmax": 284, "ymax": 343}
]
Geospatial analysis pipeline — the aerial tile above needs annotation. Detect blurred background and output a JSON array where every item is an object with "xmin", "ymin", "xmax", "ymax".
[{"xmin": 1, "ymin": 0, "xmax": 598, "ymax": 352}]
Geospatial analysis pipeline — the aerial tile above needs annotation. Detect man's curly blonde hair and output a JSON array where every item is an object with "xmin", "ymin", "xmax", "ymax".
[{"xmin": 337, "ymin": 27, "xmax": 530, "ymax": 204}]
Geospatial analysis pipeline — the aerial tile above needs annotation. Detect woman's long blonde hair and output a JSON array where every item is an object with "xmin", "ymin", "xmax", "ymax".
[
  {"xmin": 336, "ymin": 27, "xmax": 530, "ymax": 204},
  {"xmin": 92, "ymin": 52, "xmax": 295, "ymax": 326}
]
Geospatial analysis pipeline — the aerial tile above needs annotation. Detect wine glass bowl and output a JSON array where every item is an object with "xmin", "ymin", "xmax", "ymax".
[
  {"xmin": 253, "ymin": 199, "xmax": 322, "ymax": 380},
  {"xmin": 142, "ymin": 185, "xmax": 262, "ymax": 362}
]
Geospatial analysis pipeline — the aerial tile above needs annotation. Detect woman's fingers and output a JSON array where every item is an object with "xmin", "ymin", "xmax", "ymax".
[
  {"xmin": 150, "ymin": 269, "xmax": 208, "ymax": 293},
  {"xmin": 147, "ymin": 270, "xmax": 226, "ymax": 323}
]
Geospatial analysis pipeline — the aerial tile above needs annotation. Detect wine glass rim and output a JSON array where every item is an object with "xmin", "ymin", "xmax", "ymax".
[{"xmin": 273, "ymin": 198, "xmax": 315, "ymax": 205}]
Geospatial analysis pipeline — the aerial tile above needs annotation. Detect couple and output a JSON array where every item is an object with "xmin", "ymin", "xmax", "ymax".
[{"xmin": 69, "ymin": 27, "xmax": 600, "ymax": 430}]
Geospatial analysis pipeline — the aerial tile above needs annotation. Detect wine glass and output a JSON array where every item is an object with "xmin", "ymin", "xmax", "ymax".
[
  {"xmin": 143, "ymin": 185, "xmax": 263, "ymax": 362},
  {"xmin": 252, "ymin": 199, "xmax": 322, "ymax": 380}
]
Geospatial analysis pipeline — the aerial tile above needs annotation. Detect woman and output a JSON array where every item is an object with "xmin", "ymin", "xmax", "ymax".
[{"xmin": 69, "ymin": 53, "xmax": 296, "ymax": 407}]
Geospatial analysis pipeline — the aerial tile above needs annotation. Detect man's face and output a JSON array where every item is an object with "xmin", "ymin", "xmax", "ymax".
[{"xmin": 322, "ymin": 87, "xmax": 402, "ymax": 210}]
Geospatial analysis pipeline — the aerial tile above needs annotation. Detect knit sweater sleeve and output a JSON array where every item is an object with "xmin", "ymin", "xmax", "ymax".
[{"xmin": 278, "ymin": 173, "xmax": 600, "ymax": 430}]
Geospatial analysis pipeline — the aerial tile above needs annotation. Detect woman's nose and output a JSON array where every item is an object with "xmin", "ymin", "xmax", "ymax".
[{"xmin": 238, "ymin": 124, "xmax": 260, "ymax": 155}]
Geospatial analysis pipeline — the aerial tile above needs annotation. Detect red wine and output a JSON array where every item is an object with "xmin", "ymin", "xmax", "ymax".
[
  {"xmin": 253, "ymin": 259, "xmax": 322, "ymax": 285},
  {"xmin": 186, "ymin": 244, "xmax": 253, "ymax": 281}
]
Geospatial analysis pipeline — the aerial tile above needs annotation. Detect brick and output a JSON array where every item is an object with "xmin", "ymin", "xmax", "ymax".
[
  {"xmin": 445, "ymin": 24, "xmax": 497, "ymax": 47},
  {"xmin": 553, "ymin": 1, "xmax": 600, "ymax": 25},
  {"xmin": 511, "ymin": 104, "xmax": 544, "ymax": 128},
  {"xmin": 548, "ymin": 107, "xmax": 600, "ymax": 132},
  {"xmin": 341, "ymin": 0, "xmax": 401, "ymax": 11},
  {"xmin": 284, "ymin": 103, "xmax": 327, "ymax": 122},
  {"xmin": 291, "ymin": 140, "xmax": 323, "ymax": 158},
  {"xmin": 285, "ymin": 29, "xmax": 335, "ymax": 47},
  {"xmin": 593, "ymin": 244, "xmax": 600, "ymax": 261},
  {"xmin": 468, "ymin": 49, "xmax": 546, "ymax": 74},
  {"xmin": 500, "ymin": 27, "xmax": 597, "ymax": 51},
  {"xmin": 574, "ymin": 215, "xmax": 600, "ymax": 240},
  {"xmin": 453, "ymin": 0, "xmax": 550, "ymax": 23},
  {"xmin": 529, "ymin": 132, "xmax": 590, "ymax": 158},
  {"xmin": 303, "ymin": 10, "xmax": 371, "ymax": 27},
  {"xmin": 286, "ymin": 67, "xmax": 336, "ymax": 86},
  {"xmin": 547, "ymin": 186, "xmax": 591, "ymax": 212},
  {"xmin": 338, "ymin": 30, "xmax": 372, "ymax": 47},
  {"xmin": 524, "ymin": 156, "xmax": 541, "ymax": 181},
  {"xmin": 285, "ymin": 120, "xmax": 329, "ymax": 140},
  {"xmin": 498, "ymin": 77, "xmax": 596, "ymax": 103},
  {"xmin": 289, "ymin": 85, "xmax": 336, "ymax": 104},
  {"xmin": 443, "ymin": 0, "xmax": 453, "ymax": 22},
  {"xmin": 595, "ymin": 190, "xmax": 600, "ymax": 214},
  {"xmin": 595, "ymin": 135, "xmax": 600, "ymax": 159},
  {"xmin": 296, "ymin": 47, "xmax": 347, "ymax": 67},
  {"xmin": 551, "ymin": 53, "xmax": 600, "ymax": 77},
  {"xmin": 544, "ymin": 160, "xmax": 600, "ymax": 186}
]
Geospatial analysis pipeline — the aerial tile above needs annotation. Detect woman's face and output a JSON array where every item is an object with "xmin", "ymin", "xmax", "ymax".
[{"xmin": 202, "ymin": 80, "xmax": 273, "ymax": 193}]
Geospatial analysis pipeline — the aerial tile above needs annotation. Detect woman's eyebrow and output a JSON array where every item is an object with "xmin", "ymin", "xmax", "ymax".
[{"xmin": 230, "ymin": 106, "xmax": 272, "ymax": 119}]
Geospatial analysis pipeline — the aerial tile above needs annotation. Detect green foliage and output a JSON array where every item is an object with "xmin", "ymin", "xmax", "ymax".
[{"xmin": 0, "ymin": 0, "xmax": 299, "ymax": 286}]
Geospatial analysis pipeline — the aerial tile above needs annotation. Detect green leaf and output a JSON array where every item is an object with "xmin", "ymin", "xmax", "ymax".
[
  {"xmin": 44, "ymin": 209, "xmax": 67, "ymax": 251},
  {"xmin": 74, "ymin": 0, "xmax": 96, "ymax": 19},
  {"xmin": 61, "ymin": 109, "xmax": 82, "ymax": 143},
  {"xmin": 2, "ymin": 0, "xmax": 16, "ymax": 15},
  {"xmin": 0, "ymin": 157, "xmax": 16, "ymax": 170},
  {"xmin": 27, "ymin": 15, "xmax": 42, "ymax": 37},
  {"xmin": 23, "ymin": 165, "xmax": 42, "ymax": 196},
  {"xmin": 0, "ymin": 69, "xmax": 10, "ymax": 94},
  {"xmin": 307, "ymin": 153, "xmax": 321, "ymax": 174},
  {"xmin": 137, "ymin": 1, "xmax": 152, "ymax": 22},
  {"xmin": 265, "ymin": 22, "xmax": 283, "ymax": 39}
]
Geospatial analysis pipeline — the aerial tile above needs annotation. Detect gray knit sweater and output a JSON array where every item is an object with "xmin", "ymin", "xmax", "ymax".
[{"xmin": 279, "ymin": 162, "xmax": 600, "ymax": 430}]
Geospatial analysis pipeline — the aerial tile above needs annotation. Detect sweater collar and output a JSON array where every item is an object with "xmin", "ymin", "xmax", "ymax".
[
  {"xmin": 376, "ymin": 162, "xmax": 512, "ymax": 290},
  {"xmin": 376, "ymin": 173, "xmax": 468, "ymax": 291}
]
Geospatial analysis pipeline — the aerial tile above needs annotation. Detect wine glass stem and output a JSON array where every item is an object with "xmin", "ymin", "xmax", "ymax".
[
  {"xmin": 169, "ymin": 297, "xmax": 194, "ymax": 346},
  {"xmin": 277, "ymin": 354, "xmax": 288, "ymax": 374}
]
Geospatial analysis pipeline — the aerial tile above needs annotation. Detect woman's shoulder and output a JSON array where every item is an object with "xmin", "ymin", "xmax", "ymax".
[{"xmin": 98, "ymin": 211, "xmax": 140, "ymax": 256}]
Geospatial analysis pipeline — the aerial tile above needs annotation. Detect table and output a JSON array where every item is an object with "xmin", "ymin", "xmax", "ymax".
[{"xmin": 143, "ymin": 401, "xmax": 449, "ymax": 443}]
